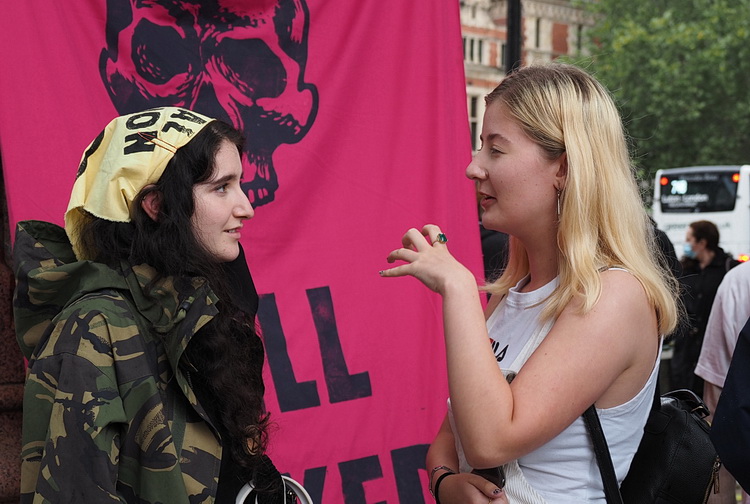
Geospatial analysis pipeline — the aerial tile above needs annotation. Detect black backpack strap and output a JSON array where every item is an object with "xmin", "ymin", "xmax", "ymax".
[
  {"xmin": 582, "ymin": 405, "xmax": 624, "ymax": 504},
  {"xmin": 584, "ymin": 375, "xmax": 661, "ymax": 504},
  {"xmin": 652, "ymin": 372, "xmax": 661, "ymax": 410}
]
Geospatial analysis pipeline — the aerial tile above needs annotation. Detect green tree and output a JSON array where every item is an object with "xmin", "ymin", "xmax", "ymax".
[{"xmin": 570, "ymin": 0, "xmax": 750, "ymax": 183}]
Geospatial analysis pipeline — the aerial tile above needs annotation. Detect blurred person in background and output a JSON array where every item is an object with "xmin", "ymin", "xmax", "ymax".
[{"xmin": 670, "ymin": 220, "xmax": 738, "ymax": 396}]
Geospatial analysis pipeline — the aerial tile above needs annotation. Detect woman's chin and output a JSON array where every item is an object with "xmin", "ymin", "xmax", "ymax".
[{"xmin": 481, "ymin": 215, "xmax": 505, "ymax": 233}]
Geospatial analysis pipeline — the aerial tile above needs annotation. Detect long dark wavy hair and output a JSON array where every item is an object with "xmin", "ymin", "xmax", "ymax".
[{"xmin": 76, "ymin": 120, "xmax": 270, "ymax": 484}]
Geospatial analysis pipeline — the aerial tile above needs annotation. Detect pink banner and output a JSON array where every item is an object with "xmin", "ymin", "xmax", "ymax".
[{"xmin": 0, "ymin": 1, "xmax": 483, "ymax": 502}]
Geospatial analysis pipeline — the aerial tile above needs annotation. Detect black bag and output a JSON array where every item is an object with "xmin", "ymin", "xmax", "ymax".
[{"xmin": 584, "ymin": 388, "xmax": 721, "ymax": 504}]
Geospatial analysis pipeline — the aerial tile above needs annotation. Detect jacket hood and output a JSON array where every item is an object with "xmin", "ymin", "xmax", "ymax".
[
  {"xmin": 13, "ymin": 220, "xmax": 218, "ymax": 361},
  {"xmin": 13, "ymin": 221, "xmax": 130, "ymax": 359}
]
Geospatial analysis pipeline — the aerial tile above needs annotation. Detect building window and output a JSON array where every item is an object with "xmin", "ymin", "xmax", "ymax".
[
  {"xmin": 469, "ymin": 96, "xmax": 479, "ymax": 151},
  {"xmin": 501, "ymin": 42, "xmax": 507, "ymax": 71},
  {"xmin": 464, "ymin": 36, "xmax": 486, "ymax": 64},
  {"xmin": 577, "ymin": 25, "xmax": 583, "ymax": 53},
  {"xmin": 535, "ymin": 18, "xmax": 541, "ymax": 48}
]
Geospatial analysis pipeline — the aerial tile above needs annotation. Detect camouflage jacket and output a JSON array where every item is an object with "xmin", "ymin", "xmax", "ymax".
[{"xmin": 14, "ymin": 220, "xmax": 226, "ymax": 503}]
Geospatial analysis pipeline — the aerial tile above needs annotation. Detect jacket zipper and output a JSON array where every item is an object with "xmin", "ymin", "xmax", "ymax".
[{"xmin": 702, "ymin": 457, "xmax": 721, "ymax": 503}]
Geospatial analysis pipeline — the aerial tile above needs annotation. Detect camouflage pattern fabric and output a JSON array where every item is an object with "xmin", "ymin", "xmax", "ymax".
[{"xmin": 13, "ymin": 220, "xmax": 227, "ymax": 503}]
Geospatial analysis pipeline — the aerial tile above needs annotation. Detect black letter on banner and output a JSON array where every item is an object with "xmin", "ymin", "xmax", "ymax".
[
  {"xmin": 257, "ymin": 293, "xmax": 320, "ymax": 411},
  {"xmin": 288, "ymin": 466, "xmax": 326, "ymax": 503},
  {"xmin": 307, "ymin": 287, "xmax": 372, "ymax": 403},
  {"xmin": 392, "ymin": 444, "xmax": 430, "ymax": 503},
  {"xmin": 123, "ymin": 132, "xmax": 156, "ymax": 155},
  {"xmin": 125, "ymin": 111, "xmax": 160, "ymax": 129},
  {"xmin": 339, "ymin": 456, "xmax": 384, "ymax": 504},
  {"xmin": 169, "ymin": 108, "xmax": 207, "ymax": 124}
]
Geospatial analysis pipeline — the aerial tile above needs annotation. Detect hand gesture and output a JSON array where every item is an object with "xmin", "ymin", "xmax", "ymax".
[{"xmin": 380, "ymin": 224, "xmax": 475, "ymax": 295}]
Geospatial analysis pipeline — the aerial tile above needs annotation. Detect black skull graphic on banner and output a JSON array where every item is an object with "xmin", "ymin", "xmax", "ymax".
[{"xmin": 99, "ymin": 0, "xmax": 319, "ymax": 206}]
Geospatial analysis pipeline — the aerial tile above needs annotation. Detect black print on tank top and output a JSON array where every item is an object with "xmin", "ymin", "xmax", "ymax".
[{"xmin": 490, "ymin": 340, "xmax": 508, "ymax": 362}]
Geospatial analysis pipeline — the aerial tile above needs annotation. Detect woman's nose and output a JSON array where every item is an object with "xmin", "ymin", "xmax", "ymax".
[
  {"xmin": 236, "ymin": 192, "xmax": 255, "ymax": 219},
  {"xmin": 465, "ymin": 154, "xmax": 485, "ymax": 180}
]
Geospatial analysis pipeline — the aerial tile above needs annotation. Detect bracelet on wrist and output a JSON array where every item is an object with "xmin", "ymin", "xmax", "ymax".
[
  {"xmin": 429, "ymin": 465, "xmax": 455, "ymax": 496},
  {"xmin": 433, "ymin": 471, "xmax": 455, "ymax": 504}
]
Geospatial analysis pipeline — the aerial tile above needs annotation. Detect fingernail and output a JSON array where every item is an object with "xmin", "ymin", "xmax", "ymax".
[
  {"xmin": 493, "ymin": 488, "xmax": 503, "ymax": 495},
  {"xmin": 378, "ymin": 270, "xmax": 384, "ymax": 276}
]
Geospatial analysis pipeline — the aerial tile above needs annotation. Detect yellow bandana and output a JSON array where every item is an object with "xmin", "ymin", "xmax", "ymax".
[{"xmin": 65, "ymin": 107, "xmax": 214, "ymax": 259}]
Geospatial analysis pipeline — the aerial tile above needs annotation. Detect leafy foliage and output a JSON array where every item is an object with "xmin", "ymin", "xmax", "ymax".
[{"xmin": 567, "ymin": 0, "xmax": 750, "ymax": 183}]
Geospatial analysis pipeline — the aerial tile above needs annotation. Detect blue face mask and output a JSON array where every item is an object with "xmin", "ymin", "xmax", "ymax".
[{"xmin": 683, "ymin": 242, "xmax": 697, "ymax": 259}]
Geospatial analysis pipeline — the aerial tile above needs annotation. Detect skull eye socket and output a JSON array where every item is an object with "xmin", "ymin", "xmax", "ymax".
[
  {"xmin": 133, "ymin": 19, "xmax": 193, "ymax": 85},
  {"xmin": 215, "ymin": 38, "xmax": 287, "ymax": 99}
]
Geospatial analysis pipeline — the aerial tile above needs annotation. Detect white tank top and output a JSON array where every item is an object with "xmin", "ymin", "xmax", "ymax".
[{"xmin": 450, "ymin": 274, "xmax": 660, "ymax": 503}]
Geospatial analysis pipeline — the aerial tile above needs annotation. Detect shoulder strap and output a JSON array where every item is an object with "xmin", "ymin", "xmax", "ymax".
[
  {"xmin": 652, "ymin": 373, "xmax": 661, "ymax": 410},
  {"xmin": 582, "ymin": 406, "xmax": 624, "ymax": 504},
  {"xmin": 585, "ymin": 346, "xmax": 663, "ymax": 503},
  {"xmin": 584, "ymin": 377, "xmax": 661, "ymax": 504}
]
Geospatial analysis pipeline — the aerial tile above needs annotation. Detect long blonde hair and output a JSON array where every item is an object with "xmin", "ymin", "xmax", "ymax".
[{"xmin": 484, "ymin": 63, "xmax": 678, "ymax": 335}]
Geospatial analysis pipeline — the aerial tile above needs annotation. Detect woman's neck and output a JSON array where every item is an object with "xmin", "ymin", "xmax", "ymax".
[
  {"xmin": 520, "ymin": 232, "xmax": 559, "ymax": 292},
  {"xmin": 516, "ymin": 223, "xmax": 559, "ymax": 292}
]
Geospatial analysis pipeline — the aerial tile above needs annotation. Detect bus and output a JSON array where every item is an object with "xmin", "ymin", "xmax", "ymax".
[{"xmin": 652, "ymin": 165, "xmax": 750, "ymax": 263}]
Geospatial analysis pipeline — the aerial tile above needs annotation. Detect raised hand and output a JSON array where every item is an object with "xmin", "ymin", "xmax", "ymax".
[{"xmin": 380, "ymin": 224, "xmax": 476, "ymax": 295}]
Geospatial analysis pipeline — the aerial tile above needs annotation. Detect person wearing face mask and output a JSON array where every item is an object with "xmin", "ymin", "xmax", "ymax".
[{"xmin": 669, "ymin": 220, "xmax": 739, "ymax": 397}]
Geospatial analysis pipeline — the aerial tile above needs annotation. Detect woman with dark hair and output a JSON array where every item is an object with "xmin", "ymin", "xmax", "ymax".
[
  {"xmin": 671, "ymin": 219, "xmax": 739, "ymax": 396},
  {"xmin": 14, "ymin": 107, "xmax": 284, "ymax": 503}
]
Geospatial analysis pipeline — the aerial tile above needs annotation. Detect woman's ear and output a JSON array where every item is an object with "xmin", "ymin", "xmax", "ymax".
[
  {"xmin": 141, "ymin": 187, "xmax": 162, "ymax": 221},
  {"xmin": 554, "ymin": 152, "xmax": 568, "ymax": 190}
]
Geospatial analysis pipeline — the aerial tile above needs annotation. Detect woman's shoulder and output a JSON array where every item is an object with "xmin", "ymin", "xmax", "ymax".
[
  {"xmin": 30, "ymin": 289, "xmax": 157, "ymax": 375},
  {"xmin": 561, "ymin": 268, "xmax": 652, "ymax": 322},
  {"xmin": 590, "ymin": 270, "xmax": 657, "ymax": 343},
  {"xmin": 18, "ymin": 287, "xmax": 138, "ymax": 361},
  {"xmin": 598, "ymin": 268, "xmax": 650, "ymax": 304},
  {"xmin": 63, "ymin": 288, "xmax": 137, "ymax": 318},
  {"xmin": 52, "ymin": 289, "xmax": 145, "ymax": 345}
]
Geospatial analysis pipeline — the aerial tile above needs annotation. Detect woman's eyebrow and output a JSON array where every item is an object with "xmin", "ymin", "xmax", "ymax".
[
  {"xmin": 485, "ymin": 132, "xmax": 511, "ymax": 144},
  {"xmin": 204, "ymin": 172, "xmax": 239, "ymax": 185}
]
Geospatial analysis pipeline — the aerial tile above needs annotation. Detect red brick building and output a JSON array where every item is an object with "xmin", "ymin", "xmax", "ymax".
[{"xmin": 460, "ymin": 0, "xmax": 594, "ymax": 150}]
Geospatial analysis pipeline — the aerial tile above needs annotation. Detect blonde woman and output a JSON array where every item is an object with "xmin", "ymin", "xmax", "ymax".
[{"xmin": 381, "ymin": 64, "xmax": 678, "ymax": 503}]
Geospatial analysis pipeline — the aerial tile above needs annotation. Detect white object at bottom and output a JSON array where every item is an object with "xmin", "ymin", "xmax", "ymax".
[{"xmin": 235, "ymin": 475, "xmax": 313, "ymax": 504}]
